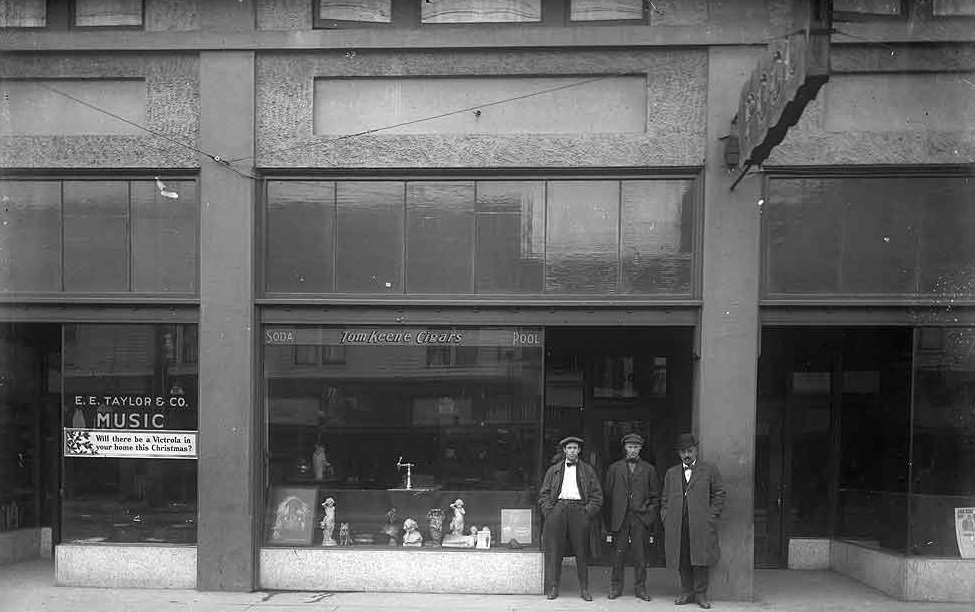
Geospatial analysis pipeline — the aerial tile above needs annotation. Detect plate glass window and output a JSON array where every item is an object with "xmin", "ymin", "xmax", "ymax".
[
  {"xmin": 318, "ymin": 0, "xmax": 392, "ymax": 23},
  {"xmin": 570, "ymin": 0, "xmax": 644, "ymax": 21},
  {"xmin": 0, "ymin": 0, "xmax": 46, "ymax": 27},
  {"xmin": 421, "ymin": 0, "xmax": 542, "ymax": 23}
]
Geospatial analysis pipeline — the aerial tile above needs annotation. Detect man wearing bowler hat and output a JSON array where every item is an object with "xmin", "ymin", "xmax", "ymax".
[
  {"xmin": 604, "ymin": 432, "xmax": 659, "ymax": 601},
  {"xmin": 660, "ymin": 434, "xmax": 726, "ymax": 609},
  {"xmin": 538, "ymin": 436, "xmax": 603, "ymax": 601}
]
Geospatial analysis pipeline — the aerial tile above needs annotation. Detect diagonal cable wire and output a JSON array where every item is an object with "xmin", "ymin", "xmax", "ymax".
[
  {"xmin": 34, "ymin": 82, "xmax": 263, "ymax": 180},
  {"xmin": 229, "ymin": 70, "xmax": 638, "ymax": 164}
]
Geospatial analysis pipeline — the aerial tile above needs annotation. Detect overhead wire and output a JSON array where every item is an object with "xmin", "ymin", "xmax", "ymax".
[
  {"xmin": 35, "ymin": 82, "xmax": 262, "ymax": 180},
  {"xmin": 226, "ymin": 70, "xmax": 638, "ymax": 164}
]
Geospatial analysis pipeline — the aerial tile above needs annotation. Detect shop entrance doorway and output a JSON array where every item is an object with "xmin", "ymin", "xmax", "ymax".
[
  {"xmin": 543, "ymin": 326, "xmax": 693, "ymax": 566},
  {"xmin": 754, "ymin": 327, "xmax": 912, "ymax": 568}
]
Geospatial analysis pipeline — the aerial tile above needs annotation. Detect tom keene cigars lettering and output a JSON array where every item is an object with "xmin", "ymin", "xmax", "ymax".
[{"xmin": 339, "ymin": 330, "xmax": 463, "ymax": 344}]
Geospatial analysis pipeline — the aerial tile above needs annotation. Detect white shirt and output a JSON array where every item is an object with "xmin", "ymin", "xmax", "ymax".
[
  {"xmin": 684, "ymin": 460, "xmax": 696, "ymax": 483},
  {"xmin": 558, "ymin": 463, "xmax": 582, "ymax": 500}
]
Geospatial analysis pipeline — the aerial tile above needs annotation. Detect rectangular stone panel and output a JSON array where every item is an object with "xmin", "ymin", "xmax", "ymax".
[
  {"xmin": 314, "ymin": 76, "xmax": 647, "ymax": 135},
  {"xmin": 0, "ymin": 79, "xmax": 146, "ymax": 136},
  {"xmin": 824, "ymin": 73, "xmax": 975, "ymax": 133}
]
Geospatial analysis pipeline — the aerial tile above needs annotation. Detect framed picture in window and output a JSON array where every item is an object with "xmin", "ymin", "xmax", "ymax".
[{"xmin": 265, "ymin": 486, "xmax": 318, "ymax": 545}]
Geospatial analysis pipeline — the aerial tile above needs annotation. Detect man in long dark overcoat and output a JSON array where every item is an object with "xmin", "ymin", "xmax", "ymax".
[
  {"xmin": 604, "ymin": 432, "xmax": 659, "ymax": 601},
  {"xmin": 660, "ymin": 433, "xmax": 726, "ymax": 609},
  {"xmin": 538, "ymin": 436, "xmax": 603, "ymax": 602}
]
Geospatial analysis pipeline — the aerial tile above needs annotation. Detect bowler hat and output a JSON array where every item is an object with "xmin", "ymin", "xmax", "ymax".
[
  {"xmin": 621, "ymin": 433, "xmax": 645, "ymax": 446},
  {"xmin": 559, "ymin": 436, "xmax": 584, "ymax": 447},
  {"xmin": 675, "ymin": 433, "xmax": 698, "ymax": 450}
]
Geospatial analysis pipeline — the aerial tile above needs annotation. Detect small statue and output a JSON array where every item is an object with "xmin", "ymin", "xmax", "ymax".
[
  {"xmin": 382, "ymin": 507, "xmax": 401, "ymax": 546},
  {"xmin": 311, "ymin": 444, "xmax": 332, "ymax": 480},
  {"xmin": 476, "ymin": 526, "xmax": 492, "ymax": 549},
  {"xmin": 467, "ymin": 525, "xmax": 478, "ymax": 548},
  {"xmin": 449, "ymin": 499, "xmax": 465, "ymax": 536},
  {"xmin": 339, "ymin": 522, "xmax": 352, "ymax": 546},
  {"xmin": 320, "ymin": 497, "xmax": 336, "ymax": 546},
  {"xmin": 402, "ymin": 518, "xmax": 423, "ymax": 547},
  {"xmin": 426, "ymin": 508, "xmax": 445, "ymax": 546}
]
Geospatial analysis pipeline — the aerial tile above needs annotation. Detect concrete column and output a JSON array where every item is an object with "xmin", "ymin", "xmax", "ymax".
[
  {"xmin": 695, "ymin": 46, "xmax": 764, "ymax": 601},
  {"xmin": 197, "ymin": 51, "xmax": 259, "ymax": 591}
]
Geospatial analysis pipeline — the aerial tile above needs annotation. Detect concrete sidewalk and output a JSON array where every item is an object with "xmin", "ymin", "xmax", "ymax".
[{"xmin": 1, "ymin": 560, "xmax": 972, "ymax": 612}]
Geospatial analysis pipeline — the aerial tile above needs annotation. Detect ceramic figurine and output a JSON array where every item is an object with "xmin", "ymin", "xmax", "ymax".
[
  {"xmin": 476, "ymin": 526, "xmax": 492, "ymax": 549},
  {"xmin": 426, "ymin": 508, "xmax": 445, "ymax": 546},
  {"xmin": 382, "ymin": 507, "xmax": 401, "ymax": 546},
  {"xmin": 320, "ymin": 497, "xmax": 337, "ymax": 546},
  {"xmin": 449, "ymin": 499, "xmax": 465, "ymax": 536},
  {"xmin": 311, "ymin": 444, "xmax": 332, "ymax": 480},
  {"xmin": 339, "ymin": 522, "xmax": 352, "ymax": 546},
  {"xmin": 402, "ymin": 518, "xmax": 423, "ymax": 547},
  {"xmin": 468, "ymin": 525, "xmax": 479, "ymax": 548}
]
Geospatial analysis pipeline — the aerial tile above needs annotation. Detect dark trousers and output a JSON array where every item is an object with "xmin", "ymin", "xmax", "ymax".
[
  {"xmin": 542, "ymin": 500, "xmax": 591, "ymax": 590},
  {"xmin": 611, "ymin": 512, "xmax": 648, "ymax": 592},
  {"xmin": 679, "ymin": 505, "xmax": 709, "ymax": 596}
]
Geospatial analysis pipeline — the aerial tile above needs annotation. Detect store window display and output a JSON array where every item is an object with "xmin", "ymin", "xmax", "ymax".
[
  {"xmin": 61, "ymin": 324, "xmax": 199, "ymax": 544},
  {"xmin": 264, "ymin": 326, "xmax": 542, "ymax": 549}
]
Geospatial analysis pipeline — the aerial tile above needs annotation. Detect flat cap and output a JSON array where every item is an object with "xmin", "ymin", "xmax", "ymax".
[
  {"xmin": 621, "ymin": 433, "xmax": 645, "ymax": 446},
  {"xmin": 559, "ymin": 436, "xmax": 584, "ymax": 447},
  {"xmin": 675, "ymin": 433, "xmax": 698, "ymax": 450}
]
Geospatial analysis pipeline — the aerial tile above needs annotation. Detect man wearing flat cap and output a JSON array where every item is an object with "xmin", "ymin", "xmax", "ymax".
[
  {"xmin": 661, "ymin": 433, "xmax": 726, "ymax": 609},
  {"xmin": 538, "ymin": 436, "xmax": 603, "ymax": 601},
  {"xmin": 604, "ymin": 432, "xmax": 660, "ymax": 601}
]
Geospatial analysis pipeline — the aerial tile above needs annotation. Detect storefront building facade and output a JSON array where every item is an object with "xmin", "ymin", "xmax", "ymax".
[{"xmin": 1, "ymin": 0, "xmax": 973, "ymax": 602}]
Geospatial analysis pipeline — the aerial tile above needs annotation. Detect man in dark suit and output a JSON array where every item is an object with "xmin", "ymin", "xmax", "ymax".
[
  {"xmin": 604, "ymin": 432, "xmax": 659, "ymax": 601},
  {"xmin": 538, "ymin": 436, "xmax": 603, "ymax": 602},
  {"xmin": 661, "ymin": 433, "xmax": 726, "ymax": 609}
]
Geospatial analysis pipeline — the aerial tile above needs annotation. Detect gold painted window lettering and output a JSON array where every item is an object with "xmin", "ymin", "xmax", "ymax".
[{"xmin": 74, "ymin": 0, "xmax": 143, "ymax": 27}]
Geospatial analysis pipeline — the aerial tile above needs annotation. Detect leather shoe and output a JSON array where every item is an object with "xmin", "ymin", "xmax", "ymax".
[
  {"xmin": 674, "ymin": 593, "xmax": 695, "ymax": 605},
  {"xmin": 580, "ymin": 589, "xmax": 593, "ymax": 601},
  {"xmin": 546, "ymin": 586, "xmax": 559, "ymax": 600},
  {"xmin": 608, "ymin": 590, "xmax": 621, "ymax": 600},
  {"xmin": 697, "ymin": 595, "xmax": 712, "ymax": 609},
  {"xmin": 635, "ymin": 588, "xmax": 652, "ymax": 601}
]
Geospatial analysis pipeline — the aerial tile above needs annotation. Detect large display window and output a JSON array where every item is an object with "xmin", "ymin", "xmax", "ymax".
[
  {"xmin": 264, "ymin": 326, "xmax": 543, "ymax": 549},
  {"xmin": 61, "ymin": 323, "xmax": 199, "ymax": 544}
]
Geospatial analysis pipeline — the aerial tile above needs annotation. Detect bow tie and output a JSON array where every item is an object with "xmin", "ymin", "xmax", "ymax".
[
  {"xmin": 565, "ymin": 461, "xmax": 577, "ymax": 467},
  {"xmin": 626, "ymin": 458, "xmax": 639, "ymax": 464}
]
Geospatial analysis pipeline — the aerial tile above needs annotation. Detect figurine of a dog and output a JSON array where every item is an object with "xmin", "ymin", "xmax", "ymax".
[{"xmin": 338, "ymin": 522, "xmax": 352, "ymax": 546}]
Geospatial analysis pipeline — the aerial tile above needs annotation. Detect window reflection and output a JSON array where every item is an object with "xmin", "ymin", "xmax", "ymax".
[
  {"xmin": 0, "ymin": 181, "xmax": 61, "ymax": 292},
  {"xmin": 265, "ymin": 326, "xmax": 542, "ymax": 548},
  {"xmin": 421, "ymin": 0, "xmax": 541, "ymax": 23},
  {"xmin": 911, "ymin": 327, "xmax": 975, "ymax": 556},
  {"xmin": 570, "ymin": 0, "xmax": 644, "ymax": 21},
  {"xmin": 406, "ymin": 182, "xmax": 475, "ymax": 294},
  {"xmin": 0, "ymin": 0, "xmax": 46, "ymax": 27},
  {"xmin": 475, "ymin": 181, "xmax": 544, "ymax": 293},
  {"xmin": 63, "ymin": 181, "xmax": 129, "ymax": 292},
  {"xmin": 74, "ymin": 0, "xmax": 143, "ymax": 26},
  {"xmin": 621, "ymin": 180, "xmax": 694, "ymax": 294},
  {"xmin": 335, "ymin": 182, "xmax": 404, "ymax": 293},
  {"xmin": 545, "ymin": 181, "xmax": 620, "ymax": 294},
  {"xmin": 319, "ymin": 0, "xmax": 392, "ymax": 22},
  {"xmin": 266, "ymin": 181, "xmax": 335, "ymax": 293},
  {"xmin": 61, "ymin": 324, "xmax": 199, "ymax": 544}
]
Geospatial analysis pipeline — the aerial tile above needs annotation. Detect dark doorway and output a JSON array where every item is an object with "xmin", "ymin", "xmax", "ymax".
[
  {"xmin": 754, "ymin": 327, "xmax": 912, "ymax": 568},
  {"xmin": 0, "ymin": 323, "xmax": 62, "ymax": 550},
  {"xmin": 542, "ymin": 326, "xmax": 694, "ymax": 566}
]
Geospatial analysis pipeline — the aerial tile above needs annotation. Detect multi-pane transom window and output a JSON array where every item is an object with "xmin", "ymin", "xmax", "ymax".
[{"xmin": 264, "ymin": 178, "xmax": 698, "ymax": 297}]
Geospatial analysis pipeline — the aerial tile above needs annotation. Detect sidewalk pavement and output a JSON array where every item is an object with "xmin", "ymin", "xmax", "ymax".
[{"xmin": 1, "ymin": 559, "xmax": 973, "ymax": 612}]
